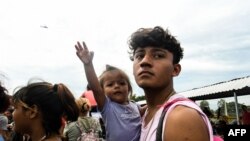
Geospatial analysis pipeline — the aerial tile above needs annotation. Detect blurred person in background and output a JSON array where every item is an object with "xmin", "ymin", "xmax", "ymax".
[
  {"xmin": 241, "ymin": 105, "xmax": 250, "ymax": 125},
  {"xmin": 64, "ymin": 97, "xmax": 102, "ymax": 141},
  {"xmin": 0, "ymin": 82, "xmax": 11, "ymax": 141}
]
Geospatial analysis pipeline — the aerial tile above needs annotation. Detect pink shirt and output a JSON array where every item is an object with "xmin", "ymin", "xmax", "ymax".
[
  {"xmin": 140, "ymin": 94, "xmax": 214, "ymax": 141},
  {"xmin": 214, "ymin": 135, "xmax": 224, "ymax": 141}
]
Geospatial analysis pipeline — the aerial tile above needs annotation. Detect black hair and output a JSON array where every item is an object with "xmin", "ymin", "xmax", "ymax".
[
  {"xmin": 0, "ymin": 82, "xmax": 10, "ymax": 113},
  {"xmin": 12, "ymin": 81, "xmax": 79, "ymax": 136},
  {"xmin": 128, "ymin": 26, "xmax": 184, "ymax": 64}
]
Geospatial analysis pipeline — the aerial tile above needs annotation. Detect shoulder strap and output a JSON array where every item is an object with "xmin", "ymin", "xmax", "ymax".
[
  {"xmin": 76, "ymin": 121, "xmax": 83, "ymax": 133},
  {"xmin": 77, "ymin": 119, "xmax": 99, "ymax": 133},
  {"xmin": 156, "ymin": 98, "xmax": 192, "ymax": 141}
]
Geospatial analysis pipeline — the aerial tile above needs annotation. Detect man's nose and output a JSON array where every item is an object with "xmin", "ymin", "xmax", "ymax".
[{"xmin": 140, "ymin": 54, "xmax": 152, "ymax": 68}]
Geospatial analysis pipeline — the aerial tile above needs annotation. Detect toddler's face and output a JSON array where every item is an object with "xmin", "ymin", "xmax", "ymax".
[{"xmin": 102, "ymin": 70, "xmax": 130, "ymax": 104}]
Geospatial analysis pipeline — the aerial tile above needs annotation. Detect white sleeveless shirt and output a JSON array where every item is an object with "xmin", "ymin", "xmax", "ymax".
[{"xmin": 140, "ymin": 94, "xmax": 214, "ymax": 141}]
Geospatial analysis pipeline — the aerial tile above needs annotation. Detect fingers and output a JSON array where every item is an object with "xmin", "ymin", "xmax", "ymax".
[
  {"xmin": 90, "ymin": 51, "xmax": 94, "ymax": 59},
  {"xmin": 76, "ymin": 52, "xmax": 81, "ymax": 58},
  {"xmin": 82, "ymin": 41, "xmax": 89, "ymax": 52},
  {"xmin": 75, "ymin": 41, "xmax": 82, "ymax": 51},
  {"xmin": 75, "ymin": 41, "xmax": 89, "ymax": 52},
  {"xmin": 77, "ymin": 41, "xmax": 82, "ymax": 48},
  {"xmin": 74, "ymin": 44, "xmax": 80, "ymax": 51}
]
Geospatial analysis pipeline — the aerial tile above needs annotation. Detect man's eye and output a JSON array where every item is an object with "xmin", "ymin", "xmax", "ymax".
[
  {"xmin": 134, "ymin": 53, "xmax": 144, "ymax": 60},
  {"xmin": 154, "ymin": 53, "xmax": 165, "ymax": 59}
]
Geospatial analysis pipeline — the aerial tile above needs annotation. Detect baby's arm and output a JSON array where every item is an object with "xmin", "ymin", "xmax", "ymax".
[{"xmin": 75, "ymin": 41, "xmax": 106, "ymax": 110}]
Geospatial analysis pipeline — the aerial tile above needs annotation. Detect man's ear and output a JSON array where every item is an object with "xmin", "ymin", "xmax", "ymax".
[
  {"xmin": 29, "ymin": 105, "xmax": 39, "ymax": 119},
  {"xmin": 172, "ymin": 64, "xmax": 181, "ymax": 77}
]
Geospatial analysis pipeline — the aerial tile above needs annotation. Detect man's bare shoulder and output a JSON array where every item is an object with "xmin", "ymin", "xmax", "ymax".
[{"xmin": 163, "ymin": 105, "xmax": 209, "ymax": 141}]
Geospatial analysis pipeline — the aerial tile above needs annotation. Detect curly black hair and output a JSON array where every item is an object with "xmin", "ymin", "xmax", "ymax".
[{"xmin": 128, "ymin": 26, "xmax": 184, "ymax": 64}]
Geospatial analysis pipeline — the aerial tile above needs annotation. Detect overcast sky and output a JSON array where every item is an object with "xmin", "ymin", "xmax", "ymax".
[{"xmin": 1, "ymin": 0, "xmax": 250, "ymax": 110}]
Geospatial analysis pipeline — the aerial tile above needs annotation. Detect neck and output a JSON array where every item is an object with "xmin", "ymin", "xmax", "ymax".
[
  {"xmin": 143, "ymin": 86, "xmax": 175, "ymax": 126},
  {"xmin": 38, "ymin": 135, "xmax": 46, "ymax": 141},
  {"xmin": 144, "ymin": 85, "xmax": 175, "ymax": 109},
  {"xmin": 29, "ymin": 120, "xmax": 47, "ymax": 141},
  {"xmin": 31, "ymin": 133, "xmax": 46, "ymax": 141},
  {"xmin": 79, "ymin": 112, "xmax": 88, "ymax": 117}
]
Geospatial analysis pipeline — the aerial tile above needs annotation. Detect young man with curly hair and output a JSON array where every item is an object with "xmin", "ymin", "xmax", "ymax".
[{"xmin": 128, "ymin": 26, "xmax": 214, "ymax": 141}]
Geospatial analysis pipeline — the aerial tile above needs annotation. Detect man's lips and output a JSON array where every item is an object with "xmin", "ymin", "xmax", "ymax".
[{"xmin": 138, "ymin": 71, "xmax": 154, "ymax": 76}]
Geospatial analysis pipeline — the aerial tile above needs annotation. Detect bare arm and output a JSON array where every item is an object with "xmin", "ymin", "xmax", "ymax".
[
  {"xmin": 164, "ymin": 106, "xmax": 210, "ymax": 141},
  {"xmin": 75, "ymin": 41, "xmax": 106, "ymax": 110}
]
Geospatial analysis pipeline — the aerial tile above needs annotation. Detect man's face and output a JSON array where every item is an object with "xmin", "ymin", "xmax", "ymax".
[{"xmin": 133, "ymin": 47, "xmax": 180, "ymax": 89}]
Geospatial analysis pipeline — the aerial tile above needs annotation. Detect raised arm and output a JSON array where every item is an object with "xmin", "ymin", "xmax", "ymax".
[{"xmin": 75, "ymin": 41, "xmax": 106, "ymax": 110}]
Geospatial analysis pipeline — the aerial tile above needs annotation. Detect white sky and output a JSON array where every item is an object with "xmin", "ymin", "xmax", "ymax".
[{"xmin": 1, "ymin": 0, "xmax": 250, "ymax": 110}]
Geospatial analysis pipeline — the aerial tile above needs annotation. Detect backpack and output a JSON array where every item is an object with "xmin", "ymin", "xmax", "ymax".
[
  {"xmin": 76, "ymin": 120, "xmax": 101, "ymax": 141},
  {"xmin": 156, "ymin": 97, "xmax": 217, "ymax": 141}
]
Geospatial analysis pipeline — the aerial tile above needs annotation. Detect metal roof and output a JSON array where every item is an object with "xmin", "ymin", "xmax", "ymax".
[{"xmin": 178, "ymin": 76, "xmax": 250, "ymax": 101}]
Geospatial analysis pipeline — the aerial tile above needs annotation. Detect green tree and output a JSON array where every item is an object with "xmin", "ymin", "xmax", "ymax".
[
  {"xmin": 200, "ymin": 100, "xmax": 209, "ymax": 109},
  {"xmin": 130, "ymin": 94, "xmax": 145, "ymax": 102},
  {"xmin": 129, "ymin": 93, "xmax": 136, "ymax": 101},
  {"xmin": 214, "ymin": 99, "xmax": 247, "ymax": 121}
]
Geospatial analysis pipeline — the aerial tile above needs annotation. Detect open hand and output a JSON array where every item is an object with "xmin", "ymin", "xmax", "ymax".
[{"xmin": 75, "ymin": 41, "xmax": 94, "ymax": 64}]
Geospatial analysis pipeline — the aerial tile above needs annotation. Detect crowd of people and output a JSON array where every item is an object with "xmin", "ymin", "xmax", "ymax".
[
  {"xmin": 201, "ymin": 103, "xmax": 250, "ymax": 140},
  {"xmin": 1, "ymin": 26, "xmax": 249, "ymax": 141}
]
